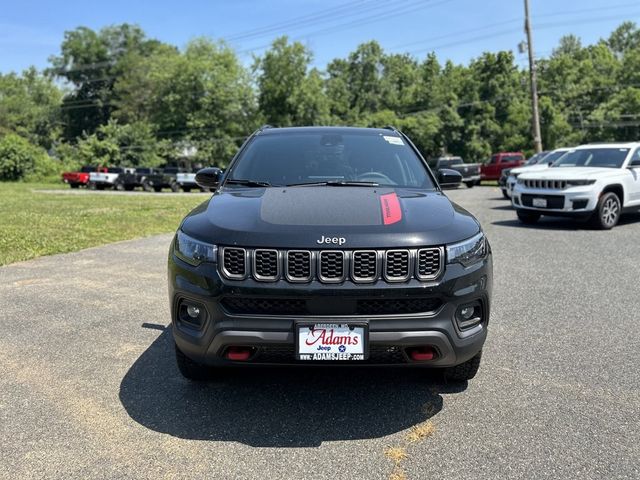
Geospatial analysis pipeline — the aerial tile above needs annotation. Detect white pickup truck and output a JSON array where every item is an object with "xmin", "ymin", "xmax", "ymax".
[
  {"xmin": 512, "ymin": 143, "xmax": 640, "ymax": 229},
  {"xmin": 88, "ymin": 167, "xmax": 135, "ymax": 190},
  {"xmin": 175, "ymin": 172, "xmax": 201, "ymax": 192}
]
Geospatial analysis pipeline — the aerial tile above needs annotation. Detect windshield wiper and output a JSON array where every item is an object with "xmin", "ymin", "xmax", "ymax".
[
  {"xmin": 225, "ymin": 179, "xmax": 272, "ymax": 187},
  {"xmin": 285, "ymin": 180, "xmax": 379, "ymax": 187}
]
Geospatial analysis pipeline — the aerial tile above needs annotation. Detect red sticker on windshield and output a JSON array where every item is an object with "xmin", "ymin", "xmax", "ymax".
[{"xmin": 380, "ymin": 193, "xmax": 402, "ymax": 225}]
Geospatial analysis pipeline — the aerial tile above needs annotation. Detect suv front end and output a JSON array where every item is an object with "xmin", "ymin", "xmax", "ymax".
[{"xmin": 168, "ymin": 126, "xmax": 493, "ymax": 382}]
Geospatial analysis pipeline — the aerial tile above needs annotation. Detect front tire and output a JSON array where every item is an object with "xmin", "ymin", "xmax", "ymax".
[
  {"xmin": 444, "ymin": 351, "xmax": 482, "ymax": 382},
  {"xmin": 591, "ymin": 192, "xmax": 621, "ymax": 230},
  {"xmin": 517, "ymin": 209, "xmax": 541, "ymax": 225},
  {"xmin": 70, "ymin": 183, "xmax": 79, "ymax": 189},
  {"xmin": 153, "ymin": 186, "xmax": 162, "ymax": 193},
  {"xmin": 465, "ymin": 181, "xmax": 475, "ymax": 189},
  {"xmin": 175, "ymin": 343, "xmax": 212, "ymax": 381},
  {"xmin": 501, "ymin": 188, "xmax": 509, "ymax": 199}
]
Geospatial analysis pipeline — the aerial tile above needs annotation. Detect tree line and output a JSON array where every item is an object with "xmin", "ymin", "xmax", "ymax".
[{"xmin": 1, "ymin": 22, "xmax": 640, "ymax": 181}]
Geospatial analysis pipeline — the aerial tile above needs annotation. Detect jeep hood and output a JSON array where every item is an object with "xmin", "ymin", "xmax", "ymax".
[
  {"xmin": 520, "ymin": 167, "xmax": 623, "ymax": 180},
  {"xmin": 512, "ymin": 164, "xmax": 550, "ymax": 175},
  {"xmin": 180, "ymin": 186, "xmax": 480, "ymax": 249}
]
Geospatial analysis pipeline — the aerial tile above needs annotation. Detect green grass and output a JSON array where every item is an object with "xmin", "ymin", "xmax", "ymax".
[{"xmin": 0, "ymin": 183, "xmax": 208, "ymax": 266}]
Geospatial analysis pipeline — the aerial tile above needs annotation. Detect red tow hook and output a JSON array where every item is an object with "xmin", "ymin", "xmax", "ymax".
[
  {"xmin": 226, "ymin": 347, "xmax": 252, "ymax": 361},
  {"xmin": 407, "ymin": 347, "xmax": 436, "ymax": 361}
]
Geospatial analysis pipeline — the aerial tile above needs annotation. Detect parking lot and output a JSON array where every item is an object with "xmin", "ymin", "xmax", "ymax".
[{"xmin": 1, "ymin": 185, "xmax": 639, "ymax": 480}]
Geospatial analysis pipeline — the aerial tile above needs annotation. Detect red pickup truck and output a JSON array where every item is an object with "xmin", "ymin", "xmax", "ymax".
[
  {"xmin": 480, "ymin": 152, "xmax": 525, "ymax": 181},
  {"xmin": 62, "ymin": 166, "xmax": 107, "ymax": 188}
]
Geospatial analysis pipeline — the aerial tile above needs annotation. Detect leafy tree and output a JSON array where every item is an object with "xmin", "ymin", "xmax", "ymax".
[
  {"xmin": 254, "ymin": 36, "xmax": 330, "ymax": 127},
  {"xmin": 0, "ymin": 68, "xmax": 62, "ymax": 149},
  {"xmin": 49, "ymin": 24, "xmax": 167, "ymax": 139},
  {"xmin": 0, "ymin": 134, "xmax": 55, "ymax": 181}
]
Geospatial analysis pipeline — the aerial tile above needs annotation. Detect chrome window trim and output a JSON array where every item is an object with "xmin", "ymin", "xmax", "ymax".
[
  {"xmin": 317, "ymin": 250, "xmax": 347, "ymax": 284},
  {"xmin": 284, "ymin": 250, "xmax": 314, "ymax": 283},
  {"xmin": 415, "ymin": 247, "xmax": 445, "ymax": 281},
  {"xmin": 252, "ymin": 248, "xmax": 281, "ymax": 282}
]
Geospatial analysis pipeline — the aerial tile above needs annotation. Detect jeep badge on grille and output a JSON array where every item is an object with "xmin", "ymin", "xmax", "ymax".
[{"xmin": 317, "ymin": 236, "xmax": 346, "ymax": 246}]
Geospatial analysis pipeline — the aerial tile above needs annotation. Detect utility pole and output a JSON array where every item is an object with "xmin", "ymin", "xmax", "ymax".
[{"xmin": 524, "ymin": 0, "xmax": 543, "ymax": 153}]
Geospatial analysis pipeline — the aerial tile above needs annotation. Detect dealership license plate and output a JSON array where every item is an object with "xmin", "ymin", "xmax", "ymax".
[
  {"xmin": 297, "ymin": 323, "xmax": 366, "ymax": 361},
  {"xmin": 532, "ymin": 198, "xmax": 547, "ymax": 208}
]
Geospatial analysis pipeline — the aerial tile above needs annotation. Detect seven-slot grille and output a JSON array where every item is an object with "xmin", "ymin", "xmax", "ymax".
[
  {"xmin": 319, "ymin": 251, "xmax": 346, "ymax": 282},
  {"xmin": 220, "ymin": 247, "xmax": 443, "ymax": 283},
  {"xmin": 286, "ymin": 251, "xmax": 312, "ymax": 282},
  {"xmin": 352, "ymin": 251, "xmax": 377, "ymax": 282},
  {"xmin": 221, "ymin": 247, "xmax": 246, "ymax": 279},
  {"xmin": 523, "ymin": 179, "xmax": 567, "ymax": 189},
  {"xmin": 384, "ymin": 250, "xmax": 411, "ymax": 281},
  {"xmin": 417, "ymin": 248, "xmax": 441, "ymax": 279},
  {"xmin": 253, "ymin": 249, "xmax": 279, "ymax": 280}
]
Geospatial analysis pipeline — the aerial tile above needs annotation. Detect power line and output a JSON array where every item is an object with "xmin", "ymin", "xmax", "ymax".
[{"xmin": 237, "ymin": 0, "xmax": 455, "ymax": 55}]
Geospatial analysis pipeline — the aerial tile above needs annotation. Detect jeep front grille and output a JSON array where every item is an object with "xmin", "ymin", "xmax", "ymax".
[
  {"xmin": 253, "ymin": 249, "xmax": 279, "ymax": 280},
  {"xmin": 285, "ymin": 250, "xmax": 312, "ymax": 282},
  {"xmin": 352, "ymin": 251, "xmax": 378, "ymax": 282},
  {"xmin": 220, "ymin": 247, "xmax": 444, "ymax": 284},
  {"xmin": 417, "ymin": 248, "xmax": 441, "ymax": 279},
  {"xmin": 384, "ymin": 250, "xmax": 411, "ymax": 282},
  {"xmin": 319, "ymin": 251, "xmax": 346, "ymax": 282},
  {"xmin": 221, "ymin": 247, "xmax": 247, "ymax": 279},
  {"xmin": 523, "ymin": 179, "xmax": 567, "ymax": 189}
]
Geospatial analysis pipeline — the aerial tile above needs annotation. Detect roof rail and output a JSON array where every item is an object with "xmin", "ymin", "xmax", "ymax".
[
  {"xmin": 383, "ymin": 125, "xmax": 400, "ymax": 133},
  {"xmin": 259, "ymin": 124, "xmax": 273, "ymax": 131}
]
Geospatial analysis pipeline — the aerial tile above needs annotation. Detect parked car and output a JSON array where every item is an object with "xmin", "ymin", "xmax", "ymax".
[
  {"xmin": 142, "ymin": 166, "xmax": 187, "ymax": 192},
  {"xmin": 498, "ymin": 148, "xmax": 569, "ymax": 199},
  {"xmin": 431, "ymin": 156, "xmax": 481, "ymax": 188},
  {"xmin": 481, "ymin": 152, "xmax": 525, "ymax": 181},
  {"xmin": 168, "ymin": 126, "xmax": 492, "ymax": 382},
  {"xmin": 88, "ymin": 167, "xmax": 135, "ymax": 190},
  {"xmin": 512, "ymin": 143, "xmax": 640, "ymax": 229},
  {"xmin": 62, "ymin": 166, "xmax": 106, "ymax": 188}
]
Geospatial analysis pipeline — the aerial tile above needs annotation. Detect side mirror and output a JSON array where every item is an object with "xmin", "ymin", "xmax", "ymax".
[
  {"xmin": 195, "ymin": 167, "xmax": 222, "ymax": 188},
  {"xmin": 437, "ymin": 168, "xmax": 463, "ymax": 186}
]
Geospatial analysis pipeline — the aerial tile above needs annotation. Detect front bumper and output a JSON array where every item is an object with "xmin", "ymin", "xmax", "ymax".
[
  {"xmin": 512, "ymin": 184, "xmax": 597, "ymax": 216},
  {"xmin": 168, "ymin": 242, "xmax": 493, "ymax": 368}
]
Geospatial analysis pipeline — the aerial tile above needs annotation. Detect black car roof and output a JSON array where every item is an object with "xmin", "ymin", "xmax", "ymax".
[{"xmin": 256, "ymin": 126, "xmax": 401, "ymax": 137}]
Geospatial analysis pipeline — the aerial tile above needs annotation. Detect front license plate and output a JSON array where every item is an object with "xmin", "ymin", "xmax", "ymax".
[
  {"xmin": 532, "ymin": 198, "xmax": 547, "ymax": 208},
  {"xmin": 297, "ymin": 323, "xmax": 367, "ymax": 361}
]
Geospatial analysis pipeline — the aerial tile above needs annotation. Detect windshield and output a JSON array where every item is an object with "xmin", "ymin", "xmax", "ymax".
[
  {"xmin": 541, "ymin": 150, "xmax": 567, "ymax": 165},
  {"xmin": 228, "ymin": 131, "xmax": 436, "ymax": 189},
  {"xmin": 524, "ymin": 152, "xmax": 546, "ymax": 166},
  {"xmin": 554, "ymin": 148, "xmax": 629, "ymax": 168}
]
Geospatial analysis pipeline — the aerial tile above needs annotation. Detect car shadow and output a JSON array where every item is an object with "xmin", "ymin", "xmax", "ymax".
[
  {"xmin": 491, "ymin": 205, "xmax": 514, "ymax": 211},
  {"xmin": 492, "ymin": 212, "xmax": 640, "ymax": 231},
  {"xmin": 119, "ymin": 327, "xmax": 466, "ymax": 447}
]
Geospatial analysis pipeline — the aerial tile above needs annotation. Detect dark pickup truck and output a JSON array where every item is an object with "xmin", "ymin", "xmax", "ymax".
[
  {"xmin": 142, "ymin": 167, "xmax": 186, "ymax": 192},
  {"xmin": 431, "ymin": 157, "xmax": 481, "ymax": 188},
  {"xmin": 113, "ymin": 167, "xmax": 160, "ymax": 191}
]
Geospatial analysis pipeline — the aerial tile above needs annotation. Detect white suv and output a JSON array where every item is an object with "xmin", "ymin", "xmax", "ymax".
[{"xmin": 512, "ymin": 143, "xmax": 640, "ymax": 229}]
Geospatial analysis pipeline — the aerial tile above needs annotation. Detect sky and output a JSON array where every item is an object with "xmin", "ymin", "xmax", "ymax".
[{"xmin": 1, "ymin": 0, "xmax": 640, "ymax": 74}]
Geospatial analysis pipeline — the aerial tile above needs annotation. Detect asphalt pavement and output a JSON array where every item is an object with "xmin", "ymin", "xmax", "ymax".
[{"xmin": 1, "ymin": 186, "xmax": 639, "ymax": 479}]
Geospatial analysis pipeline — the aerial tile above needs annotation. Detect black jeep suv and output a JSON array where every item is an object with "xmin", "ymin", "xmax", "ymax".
[{"xmin": 168, "ymin": 126, "xmax": 492, "ymax": 381}]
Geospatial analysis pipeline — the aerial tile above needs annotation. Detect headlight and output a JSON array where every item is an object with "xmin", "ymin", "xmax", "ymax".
[
  {"xmin": 566, "ymin": 179, "xmax": 596, "ymax": 186},
  {"xmin": 447, "ymin": 232, "xmax": 487, "ymax": 267},
  {"xmin": 174, "ymin": 230, "xmax": 217, "ymax": 265}
]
